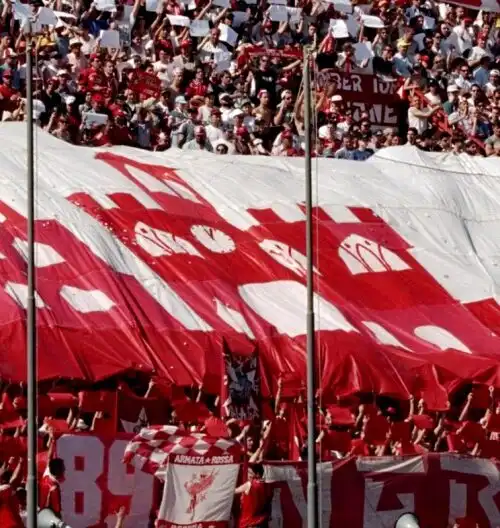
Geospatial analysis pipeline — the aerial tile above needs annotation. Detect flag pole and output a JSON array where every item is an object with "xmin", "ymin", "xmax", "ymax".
[
  {"xmin": 26, "ymin": 26, "xmax": 38, "ymax": 528},
  {"xmin": 303, "ymin": 49, "xmax": 318, "ymax": 528}
]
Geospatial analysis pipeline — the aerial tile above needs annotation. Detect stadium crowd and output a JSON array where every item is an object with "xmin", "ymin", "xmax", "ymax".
[
  {"xmin": 0, "ymin": 0, "xmax": 499, "ymax": 156},
  {"xmin": 0, "ymin": 374, "xmax": 499, "ymax": 525}
]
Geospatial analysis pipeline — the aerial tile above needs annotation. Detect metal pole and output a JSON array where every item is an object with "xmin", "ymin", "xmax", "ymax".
[
  {"xmin": 26, "ymin": 31, "xmax": 38, "ymax": 528},
  {"xmin": 303, "ymin": 51, "xmax": 318, "ymax": 528}
]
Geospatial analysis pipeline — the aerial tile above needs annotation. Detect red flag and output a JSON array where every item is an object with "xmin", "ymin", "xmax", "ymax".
[
  {"xmin": 288, "ymin": 404, "xmax": 306, "ymax": 461},
  {"xmin": 117, "ymin": 384, "xmax": 169, "ymax": 433}
]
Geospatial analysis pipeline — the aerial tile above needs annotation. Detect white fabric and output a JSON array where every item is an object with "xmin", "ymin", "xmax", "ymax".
[{"xmin": 159, "ymin": 462, "xmax": 239, "ymax": 524}]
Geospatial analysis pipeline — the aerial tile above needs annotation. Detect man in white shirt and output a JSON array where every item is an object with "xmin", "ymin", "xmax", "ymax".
[
  {"xmin": 485, "ymin": 69, "xmax": 499, "ymax": 97},
  {"xmin": 205, "ymin": 108, "xmax": 225, "ymax": 143},
  {"xmin": 198, "ymin": 28, "xmax": 228, "ymax": 63},
  {"xmin": 66, "ymin": 39, "xmax": 88, "ymax": 77},
  {"xmin": 467, "ymin": 36, "xmax": 492, "ymax": 68},
  {"xmin": 454, "ymin": 64, "xmax": 472, "ymax": 92},
  {"xmin": 153, "ymin": 49, "xmax": 171, "ymax": 74}
]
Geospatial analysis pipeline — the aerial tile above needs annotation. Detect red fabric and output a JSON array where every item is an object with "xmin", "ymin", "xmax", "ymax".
[
  {"xmin": 485, "ymin": 412, "xmax": 500, "ymax": 433},
  {"xmin": 3, "ymin": 155, "xmax": 500, "ymax": 399},
  {"xmin": 412, "ymin": 414, "xmax": 435, "ymax": 431},
  {"xmin": 268, "ymin": 417, "xmax": 289, "ymax": 459},
  {"xmin": 350, "ymin": 438, "xmax": 370, "ymax": 456},
  {"xmin": 0, "ymin": 437, "xmax": 26, "ymax": 460},
  {"xmin": 173, "ymin": 401, "xmax": 209, "ymax": 424},
  {"xmin": 478, "ymin": 438, "xmax": 500, "ymax": 459},
  {"xmin": 78, "ymin": 390, "xmax": 116, "ymax": 414},
  {"xmin": 288, "ymin": 404, "xmax": 306, "ymax": 461},
  {"xmin": 39, "ymin": 475, "xmax": 61, "ymax": 515},
  {"xmin": 446, "ymin": 432, "xmax": 468, "ymax": 453},
  {"xmin": 391, "ymin": 420, "xmax": 412, "ymax": 442},
  {"xmin": 118, "ymin": 386, "xmax": 169, "ymax": 430},
  {"xmin": 327, "ymin": 405, "xmax": 355, "ymax": 426},
  {"xmin": 239, "ymin": 479, "xmax": 272, "ymax": 528},
  {"xmin": 204, "ymin": 416, "xmax": 230, "ymax": 437},
  {"xmin": 363, "ymin": 415, "xmax": 389, "ymax": 445},
  {"xmin": 459, "ymin": 421, "xmax": 485, "ymax": 447},
  {"xmin": 0, "ymin": 485, "xmax": 23, "ymax": 528},
  {"xmin": 322, "ymin": 430, "xmax": 352, "ymax": 454},
  {"xmin": 44, "ymin": 419, "xmax": 71, "ymax": 434},
  {"xmin": 469, "ymin": 386, "xmax": 491, "ymax": 409},
  {"xmin": 47, "ymin": 393, "xmax": 78, "ymax": 408}
]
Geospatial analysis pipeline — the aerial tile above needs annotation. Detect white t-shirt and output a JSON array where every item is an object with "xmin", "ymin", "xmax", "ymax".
[{"xmin": 408, "ymin": 107, "xmax": 428, "ymax": 134}]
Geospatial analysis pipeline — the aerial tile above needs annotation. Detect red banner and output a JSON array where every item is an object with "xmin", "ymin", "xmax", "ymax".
[
  {"xmin": 130, "ymin": 71, "xmax": 162, "ymax": 99},
  {"xmin": 55, "ymin": 433, "xmax": 500, "ymax": 527},
  {"xmin": 317, "ymin": 70, "xmax": 401, "ymax": 128}
]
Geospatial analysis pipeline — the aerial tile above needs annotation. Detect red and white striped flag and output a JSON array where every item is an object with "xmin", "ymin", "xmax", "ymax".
[{"xmin": 123, "ymin": 425, "xmax": 242, "ymax": 477}]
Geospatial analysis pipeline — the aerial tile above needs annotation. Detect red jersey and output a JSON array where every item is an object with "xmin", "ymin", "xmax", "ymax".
[
  {"xmin": 239, "ymin": 479, "xmax": 272, "ymax": 528},
  {"xmin": 0, "ymin": 485, "xmax": 23, "ymax": 528},
  {"xmin": 186, "ymin": 80, "xmax": 208, "ymax": 98},
  {"xmin": 82, "ymin": 68, "xmax": 106, "ymax": 92},
  {"xmin": 39, "ymin": 474, "xmax": 61, "ymax": 515}
]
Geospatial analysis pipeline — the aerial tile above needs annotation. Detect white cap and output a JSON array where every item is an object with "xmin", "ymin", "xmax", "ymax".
[
  {"xmin": 175, "ymin": 95, "xmax": 187, "ymax": 104},
  {"xmin": 331, "ymin": 94, "xmax": 343, "ymax": 102},
  {"xmin": 69, "ymin": 38, "xmax": 82, "ymax": 46},
  {"xmin": 231, "ymin": 108, "xmax": 244, "ymax": 118},
  {"xmin": 65, "ymin": 95, "xmax": 76, "ymax": 104},
  {"xmin": 490, "ymin": 69, "xmax": 500, "ymax": 76},
  {"xmin": 447, "ymin": 84, "xmax": 459, "ymax": 93}
]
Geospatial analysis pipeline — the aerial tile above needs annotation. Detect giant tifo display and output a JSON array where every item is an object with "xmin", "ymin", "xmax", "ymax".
[{"xmin": 0, "ymin": 123, "xmax": 499, "ymax": 527}]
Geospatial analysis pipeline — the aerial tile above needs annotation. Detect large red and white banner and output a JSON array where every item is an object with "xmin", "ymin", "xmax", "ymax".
[
  {"xmin": 3, "ymin": 129, "xmax": 500, "ymax": 401},
  {"xmin": 56, "ymin": 434, "xmax": 500, "ymax": 528}
]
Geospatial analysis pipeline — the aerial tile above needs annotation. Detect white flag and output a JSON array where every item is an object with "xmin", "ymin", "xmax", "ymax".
[{"xmin": 158, "ymin": 460, "xmax": 239, "ymax": 525}]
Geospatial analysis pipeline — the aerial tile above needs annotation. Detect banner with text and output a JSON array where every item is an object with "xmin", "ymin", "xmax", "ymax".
[
  {"xmin": 56, "ymin": 434, "xmax": 500, "ymax": 528},
  {"xmin": 317, "ymin": 70, "xmax": 401, "ymax": 129},
  {"xmin": 157, "ymin": 454, "xmax": 239, "ymax": 528}
]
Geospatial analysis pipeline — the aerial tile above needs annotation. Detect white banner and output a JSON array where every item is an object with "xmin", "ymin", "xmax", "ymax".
[{"xmin": 159, "ymin": 461, "xmax": 239, "ymax": 525}]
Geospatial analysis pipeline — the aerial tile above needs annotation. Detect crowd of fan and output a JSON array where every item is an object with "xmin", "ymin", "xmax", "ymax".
[
  {"xmin": 0, "ymin": 377, "xmax": 498, "ymax": 525},
  {"xmin": 0, "ymin": 0, "xmax": 499, "ymax": 156},
  {"xmin": 0, "ymin": 377, "xmax": 499, "ymax": 465}
]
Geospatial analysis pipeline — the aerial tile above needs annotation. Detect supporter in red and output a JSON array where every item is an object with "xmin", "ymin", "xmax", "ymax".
[
  {"xmin": 0, "ymin": 70, "xmax": 19, "ymax": 115},
  {"xmin": 0, "ymin": 469, "xmax": 23, "ymax": 528},
  {"xmin": 83, "ymin": 55, "xmax": 106, "ymax": 93},
  {"xmin": 185, "ymin": 67, "xmax": 208, "ymax": 98},
  {"xmin": 235, "ymin": 463, "xmax": 272, "ymax": 528},
  {"xmin": 109, "ymin": 112, "xmax": 134, "ymax": 146},
  {"xmin": 39, "ymin": 457, "xmax": 66, "ymax": 519}
]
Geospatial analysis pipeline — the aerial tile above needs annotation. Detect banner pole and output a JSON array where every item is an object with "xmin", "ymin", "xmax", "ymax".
[
  {"xmin": 26, "ymin": 27, "xmax": 38, "ymax": 528},
  {"xmin": 303, "ymin": 49, "xmax": 318, "ymax": 528}
]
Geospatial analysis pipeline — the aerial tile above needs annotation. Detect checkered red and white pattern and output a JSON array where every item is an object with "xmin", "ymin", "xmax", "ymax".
[{"xmin": 123, "ymin": 426, "xmax": 242, "ymax": 478}]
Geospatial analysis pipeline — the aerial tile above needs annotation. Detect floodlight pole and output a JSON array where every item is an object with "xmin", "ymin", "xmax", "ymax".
[
  {"xmin": 26, "ymin": 27, "xmax": 38, "ymax": 528},
  {"xmin": 303, "ymin": 49, "xmax": 318, "ymax": 528}
]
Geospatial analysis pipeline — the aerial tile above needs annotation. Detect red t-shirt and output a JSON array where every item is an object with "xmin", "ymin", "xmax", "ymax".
[
  {"xmin": 239, "ymin": 479, "xmax": 272, "ymax": 528},
  {"xmin": 0, "ymin": 84, "xmax": 18, "ymax": 112},
  {"xmin": 185, "ymin": 80, "xmax": 207, "ymax": 98},
  {"xmin": 82, "ymin": 68, "xmax": 106, "ymax": 92},
  {"xmin": 0, "ymin": 484, "xmax": 23, "ymax": 528},
  {"xmin": 39, "ymin": 474, "xmax": 61, "ymax": 515}
]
